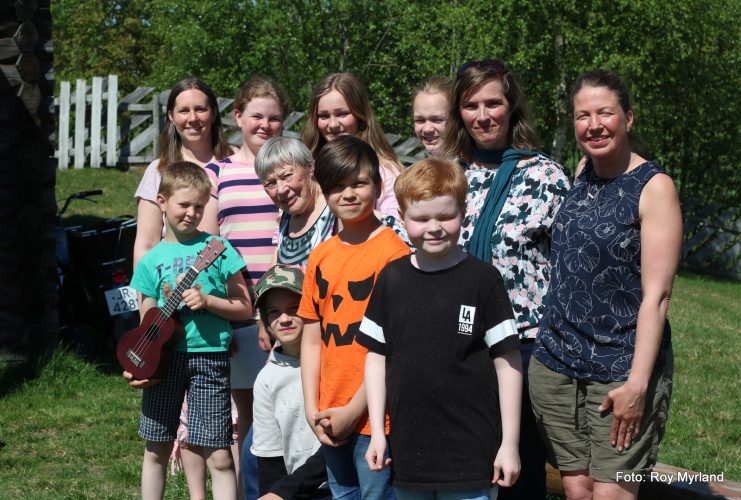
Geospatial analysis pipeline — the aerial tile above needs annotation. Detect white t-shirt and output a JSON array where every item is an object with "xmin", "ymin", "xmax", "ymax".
[{"xmin": 251, "ymin": 347, "xmax": 321, "ymax": 474}]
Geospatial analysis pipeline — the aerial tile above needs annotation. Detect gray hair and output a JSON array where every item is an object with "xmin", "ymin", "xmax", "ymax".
[{"xmin": 255, "ymin": 137, "xmax": 314, "ymax": 182}]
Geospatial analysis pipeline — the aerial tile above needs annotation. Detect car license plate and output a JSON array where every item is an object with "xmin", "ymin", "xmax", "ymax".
[{"xmin": 104, "ymin": 286, "xmax": 139, "ymax": 316}]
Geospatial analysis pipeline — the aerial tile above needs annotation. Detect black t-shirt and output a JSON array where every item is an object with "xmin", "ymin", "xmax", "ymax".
[{"xmin": 356, "ymin": 255, "xmax": 519, "ymax": 491}]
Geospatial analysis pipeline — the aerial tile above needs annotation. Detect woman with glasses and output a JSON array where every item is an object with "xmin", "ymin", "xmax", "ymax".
[{"xmin": 439, "ymin": 59, "xmax": 570, "ymax": 498}]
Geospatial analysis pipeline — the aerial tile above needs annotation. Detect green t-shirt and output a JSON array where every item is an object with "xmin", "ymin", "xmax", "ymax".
[{"xmin": 131, "ymin": 233, "xmax": 245, "ymax": 352}]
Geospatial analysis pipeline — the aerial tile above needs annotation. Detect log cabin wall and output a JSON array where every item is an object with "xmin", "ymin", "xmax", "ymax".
[{"xmin": 0, "ymin": 0, "xmax": 56, "ymax": 364}]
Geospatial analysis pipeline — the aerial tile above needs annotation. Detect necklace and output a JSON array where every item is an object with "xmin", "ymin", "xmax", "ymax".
[{"xmin": 585, "ymin": 165, "xmax": 619, "ymax": 200}]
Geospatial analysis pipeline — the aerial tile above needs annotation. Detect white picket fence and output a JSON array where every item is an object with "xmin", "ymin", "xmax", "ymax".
[{"xmin": 55, "ymin": 74, "xmax": 427, "ymax": 170}]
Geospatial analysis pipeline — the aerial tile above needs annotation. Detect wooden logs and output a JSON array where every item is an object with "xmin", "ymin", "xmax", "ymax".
[{"xmin": 0, "ymin": 0, "xmax": 55, "ymax": 364}]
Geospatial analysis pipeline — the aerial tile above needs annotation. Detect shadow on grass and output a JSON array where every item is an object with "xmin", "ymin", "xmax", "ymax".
[{"xmin": 0, "ymin": 341, "xmax": 123, "ymax": 399}]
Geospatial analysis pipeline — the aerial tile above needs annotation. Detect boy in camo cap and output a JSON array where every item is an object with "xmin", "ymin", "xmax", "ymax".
[{"xmin": 247, "ymin": 265, "xmax": 330, "ymax": 498}]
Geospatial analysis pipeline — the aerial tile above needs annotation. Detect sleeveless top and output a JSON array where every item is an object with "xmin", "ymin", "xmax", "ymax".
[
  {"xmin": 276, "ymin": 204, "xmax": 337, "ymax": 268},
  {"xmin": 533, "ymin": 160, "xmax": 671, "ymax": 382}
]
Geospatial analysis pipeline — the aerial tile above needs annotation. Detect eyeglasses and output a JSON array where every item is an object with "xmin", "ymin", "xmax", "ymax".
[{"xmin": 456, "ymin": 59, "xmax": 509, "ymax": 79}]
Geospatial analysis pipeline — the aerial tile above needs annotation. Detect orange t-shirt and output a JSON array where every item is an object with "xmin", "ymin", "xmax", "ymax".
[{"xmin": 298, "ymin": 227, "xmax": 411, "ymax": 435}]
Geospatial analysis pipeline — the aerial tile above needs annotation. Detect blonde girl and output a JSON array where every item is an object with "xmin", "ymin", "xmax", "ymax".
[
  {"xmin": 412, "ymin": 76, "xmax": 453, "ymax": 154},
  {"xmin": 204, "ymin": 76, "xmax": 289, "ymax": 498}
]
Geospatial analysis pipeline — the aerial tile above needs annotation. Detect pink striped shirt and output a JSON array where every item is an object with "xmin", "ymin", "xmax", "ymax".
[{"xmin": 206, "ymin": 158, "xmax": 279, "ymax": 294}]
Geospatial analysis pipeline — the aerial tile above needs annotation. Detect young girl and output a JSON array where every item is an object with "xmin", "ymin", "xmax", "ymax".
[
  {"xmin": 302, "ymin": 72, "xmax": 403, "ymax": 218},
  {"xmin": 412, "ymin": 76, "xmax": 453, "ymax": 154},
  {"xmin": 205, "ymin": 76, "xmax": 289, "ymax": 498}
]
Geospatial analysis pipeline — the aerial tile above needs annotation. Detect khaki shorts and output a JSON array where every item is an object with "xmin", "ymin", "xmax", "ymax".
[{"xmin": 528, "ymin": 350, "xmax": 673, "ymax": 483}]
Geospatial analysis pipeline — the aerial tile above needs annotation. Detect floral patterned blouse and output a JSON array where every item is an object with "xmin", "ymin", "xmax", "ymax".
[{"xmin": 458, "ymin": 154, "xmax": 570, "ymax": 339}]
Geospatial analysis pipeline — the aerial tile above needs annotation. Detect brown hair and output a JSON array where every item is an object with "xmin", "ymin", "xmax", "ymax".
[
  {"xmin": 234, "ymin": 76, "xmax": 290, "ymax": 117},
  {"xmin": 158, "ymin": 160, "xmax": 212, "ymax": 199},
  {"xmin": 570, "ymin": 69, "xmax": 649, "ymax": 156},
  {"xmin": 438, "ymin": 62, "xmax": 540, "ymax": 163},
  {"xmin": 158, "ymin": 77, "xmax": 231, "ymax": 170},
  {"xmin": 302, "ymin": 72, "xmax": 401, "ymax": 173},
  {"xmin": 314, "ymin": 135, "xmax": 381, "ymax": 196},
  {"xmin": 570, "ymin": 69, "xmax": 632, "ymax": 114},
  {"xmin": 394, "ymin": 158, "xmax": 467, "ymax": 213}
]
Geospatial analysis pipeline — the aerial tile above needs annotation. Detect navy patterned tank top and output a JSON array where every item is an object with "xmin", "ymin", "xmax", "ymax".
[{"xmin": 533, "ymin": 160, "xmax": 671, "ymax": 382}]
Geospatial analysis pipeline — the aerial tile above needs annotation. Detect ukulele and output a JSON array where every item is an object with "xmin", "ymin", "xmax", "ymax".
[{"xmin": 116, "ymin": 238, "xmax": 227, "ymax": 380}]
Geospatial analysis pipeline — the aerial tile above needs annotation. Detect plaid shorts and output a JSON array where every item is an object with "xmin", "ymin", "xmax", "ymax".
[{"xmin": 139, "ymin": 351, "xmax": 232, "ymax": 449}]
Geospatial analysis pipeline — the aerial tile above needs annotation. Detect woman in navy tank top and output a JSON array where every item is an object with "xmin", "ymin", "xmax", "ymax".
[{"xmin": 530, "ymin": 70, "xmax": 682, "ymax": 500}]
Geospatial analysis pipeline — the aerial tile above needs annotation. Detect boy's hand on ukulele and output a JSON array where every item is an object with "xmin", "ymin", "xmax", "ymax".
[
  {"xmin": 365, "ymin": 434, "xmax": 391, "ymax": 471},
  {"xmin": 181, "ymin": 284, "xmax": 208, "ymax": 311},
  {"xmin": 492, "ymin": 443, "xmax": 520, "ymax": 487},
  {"xmin": 122, "ymin": 370, "xmax": 160, "ymax": 389},
  {"xmin": 315, "ymin": 405, "xmax": 359, "ymax": 442}
]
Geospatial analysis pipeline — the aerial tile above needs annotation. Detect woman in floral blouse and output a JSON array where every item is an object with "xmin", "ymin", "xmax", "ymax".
[{"xmin": 439, "ymin": 59, "xmax": 570, "ymax": 499}]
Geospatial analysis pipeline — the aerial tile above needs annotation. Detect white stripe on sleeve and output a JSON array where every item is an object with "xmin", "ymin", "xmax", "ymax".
[
  {"xmin": 359, "ymin": 316, "xmax": 386, "ymax": 344},
  {"xmin": 484, "ymin": 319, "xmax": 518, "ymax": 347}
]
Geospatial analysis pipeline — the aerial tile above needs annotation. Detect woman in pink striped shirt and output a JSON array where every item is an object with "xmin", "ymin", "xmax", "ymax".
[{"xmin": 205, "ymin": 76, "xmax": 289, "ymax": 477}]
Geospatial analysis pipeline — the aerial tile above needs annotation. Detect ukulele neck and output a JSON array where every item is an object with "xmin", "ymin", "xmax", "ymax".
[{"xmin": 160, "ymin": 266, "xmax": 199, "ymax": 319}]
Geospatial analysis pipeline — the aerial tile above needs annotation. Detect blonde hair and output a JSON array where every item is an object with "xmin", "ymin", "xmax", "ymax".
[
  {"xmin": 394, "ymin": 158, "xmax": 467, "ymax": 213},
  {"xmin": 234, "ymin": 76, "xmax": 290, "ymax": 116},
  {"xmin": 412, "ymin": 76, "xmax": 453, "ymax": 104},
  {"xmin": 158, "ymin": 160, "xmax": 212, "ymax": 199},
  {"xmin": 438, "ymin": 64, "xmax": 540, "ymax": 163},
  {"xmin": 302, "ymin": 72, "xmax": 401, "ymax": 174}
]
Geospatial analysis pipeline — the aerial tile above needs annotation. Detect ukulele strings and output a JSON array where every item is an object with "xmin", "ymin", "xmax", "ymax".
[
  {"xmin": 127, "ymin": 243, "xmax": 220, "ymax": 361},
  {"xmin": 129, "ymin": 264, "xmax": 201, "ymax": 357}
]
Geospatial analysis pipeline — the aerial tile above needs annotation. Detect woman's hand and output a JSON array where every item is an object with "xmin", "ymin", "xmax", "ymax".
[
  {"xmin": 258, "ymin": 320, "xmax": 273, "ymax": 352},
  {"xmin": 599, "ymin": 380, "xmax": 647, "ymax": 452}
]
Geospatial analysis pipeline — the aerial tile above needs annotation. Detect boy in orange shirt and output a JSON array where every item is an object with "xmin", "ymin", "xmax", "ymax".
[{"xmin": 298, "ymin": 136, "xmax": 410, "ymax": 499}]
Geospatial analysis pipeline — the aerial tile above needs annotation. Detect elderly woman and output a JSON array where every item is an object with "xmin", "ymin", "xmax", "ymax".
[
  {"xmin": 529, "ymin": 70, "xmax": 681, "ymax": 500},
  {"xmin": 438, "ymin": 59, "xmax": 570, "ymax": 499},
  {"xmin": 255, "ymin": 136, "xmax": 335, "ymax": 268}
]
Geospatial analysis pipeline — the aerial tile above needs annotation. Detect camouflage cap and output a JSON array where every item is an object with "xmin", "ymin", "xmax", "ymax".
[{"xmin": 254, "ymin": 265, "xmax": 304, "ymax": 309}]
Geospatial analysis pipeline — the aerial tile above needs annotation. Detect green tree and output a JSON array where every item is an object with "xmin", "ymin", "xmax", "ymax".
[
  {"xmin": 52, "ymin": 0, "xmax": 158, "ymax": 90},
  {"xmin": 51, "ymin": 0, "xmax": 740, "ymax": 205}
]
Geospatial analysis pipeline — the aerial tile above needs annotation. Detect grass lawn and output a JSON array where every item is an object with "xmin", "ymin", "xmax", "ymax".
[
  {"xmin": 0, "ymin": 167, "xmax": 736, "ymax": 496},
  {"xmin": 55, "ymin": 166, "xmax": 142, "ymax": 226},
  {"xmin": 659, "ymin": 273, "xmax": 741, "ymax": 477}
]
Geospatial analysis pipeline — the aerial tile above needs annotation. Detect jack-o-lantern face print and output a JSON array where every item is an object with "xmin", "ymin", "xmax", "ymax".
[{"xmin": 313, "ymin": 265, "xmax": 376, "ymax": 347}]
